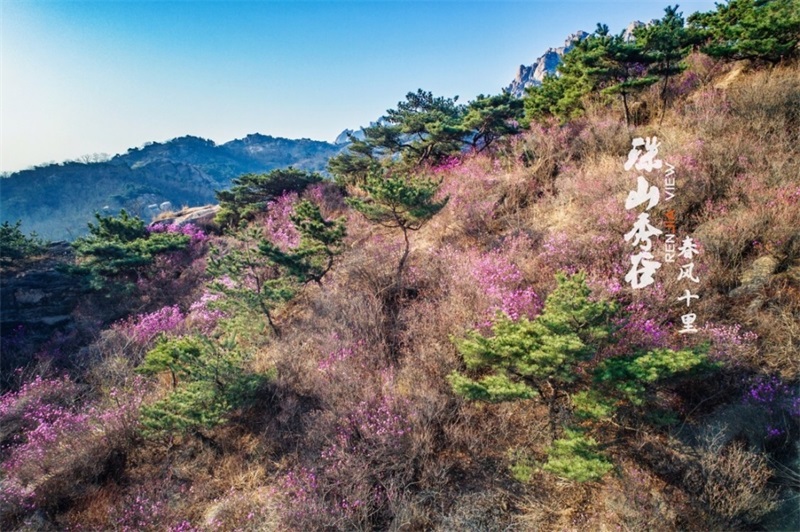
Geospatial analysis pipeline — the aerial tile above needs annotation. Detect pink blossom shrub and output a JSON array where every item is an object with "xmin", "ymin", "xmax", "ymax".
[
  {"xmin": 436, "ymin": 154, "xmax": 502, "ymax": 235},
  {"xmin": 430, "ymin": 242, "xmax": 540, "ymax": 326},
  {"xmin": 0, "ymin": 377, "xmax": 143, "ymax": 516},
  {"xmin": 262, "ymin": 192, "xmax": 300, "ymax": 250},
  {"xmin": 0, "ymin": 375, "xmax": 79, "ymax": 446},
  {"xmin": 277, "ymin": 391, "xmax": 411, "ymax": 529},
  {"xmin": 471, "ymin": 249, "xmax": 541, "ymax": 322},
  {"xmin": 186, "ymin": 291, "xmax": 225, "ymax": 335},
  {"xmin": 148, "ymin": 222, "xmax": 208, "ymax": 244},
  {"xmin": 700, "ymin": 322, "xmax": 758, "ymax": 365},
  {"xmin": 114, "ymin": 305, "xmax": 185, "ymax": 345},
  {"xmin": 602, "ymin": 301, "xmax": 671, "ymax": 358}
]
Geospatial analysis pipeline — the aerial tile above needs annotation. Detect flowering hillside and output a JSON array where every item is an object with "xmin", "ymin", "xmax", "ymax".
[{"xmin": 1, "ymin": 14, "xmax": 799, "ymax": 532}]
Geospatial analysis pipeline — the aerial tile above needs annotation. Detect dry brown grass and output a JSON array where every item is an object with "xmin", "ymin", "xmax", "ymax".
[{"xmin": 36, "ymin": 60, "xmax": 799, "ymax": 532}]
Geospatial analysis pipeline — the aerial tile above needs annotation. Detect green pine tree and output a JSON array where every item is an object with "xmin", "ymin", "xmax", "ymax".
[
  {"xmin": 72, "ymin": 210, "xmax": 189, "ymax": 290},
  {"xmin": 463, "ymin": 92, "xmax": 525, "ymax": 152},
  {"xmin": 258, "ymin": 199, "xmax": 346, "ymax": 286},
  {"xmin": 215, "ymin": 167, "xmax": 323, "ymax": 227},
  {"xmin": 636, "ymin": 5, "xmax": 693, "ymax": 122},
  {"xmin": 346, "ymin": 166, "xmax": 448, "ymax": 289},
  {"xmin": 449, "ymin": 273, "xmax": 715, "ymax": 482},
  {"xmin": 0, "ymin": 220, "xmax": 46, "ymax": 268},
  {"xmin": 137, "ymin": 336, "xmax": 268, "ymax": 437},
  {"xmin": 208, "ymin": 227, "xmax": 295, "ymax": 336},
  {"xmin": 689, "ymin": 0, "xmax": 800, "ymax": 64},
  {"xmin": 449, "ymin": 272, "xmax": 615, "ymax": 414}
]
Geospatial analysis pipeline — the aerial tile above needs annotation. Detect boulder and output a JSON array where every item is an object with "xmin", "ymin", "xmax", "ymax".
[
  {"xmin": 0, "ymin": 242, "xmax": 84, "ymax": 343},
  {"xmin": 729, "ymin": 255, "xmax": 779, "ymax": 298},
  {"xmin": 151, "ymin": 204, "xmax": 220, "ymax": 228}
]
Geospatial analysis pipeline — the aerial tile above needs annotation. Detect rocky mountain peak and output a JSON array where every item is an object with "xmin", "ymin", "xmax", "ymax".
[
  {"xmin": 506, "ymin": 22, "xmax": 650, "ymax": 98},
  {"xmin": 506, "ymin": 30, "xmax": 588, "ymax": 98}
]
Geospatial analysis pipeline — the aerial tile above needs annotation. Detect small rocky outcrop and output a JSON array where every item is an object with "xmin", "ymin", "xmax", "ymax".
[
  {"xmin": 728, "ymin": 255, "xmax": 779, "ymax": 298},
  {"xmin": 0, "ymin": 242, "xmax": 84, "ymax": 343},
  {"xmin": 151, "ymin": 204, "xmax": 220, "ymax": 230}
]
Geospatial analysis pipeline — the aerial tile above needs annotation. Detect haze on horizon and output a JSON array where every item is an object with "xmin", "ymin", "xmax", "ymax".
[{"xmin": 0, "ymin": 0, "xmax": 719, "ymax": 174}]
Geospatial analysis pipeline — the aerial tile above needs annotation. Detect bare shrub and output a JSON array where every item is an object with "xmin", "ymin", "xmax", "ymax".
[{"xmin": 697, "ymin": 430, "xmax": 778, "ymax": 528}]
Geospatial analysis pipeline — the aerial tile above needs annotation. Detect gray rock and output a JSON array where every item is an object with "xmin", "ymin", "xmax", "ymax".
[
  {"xmin": 505, "ymin": 20, "xmax": 653, "ymax": 98},
  {"xmin": 0, "ymin": 242, "xmax": 83, "ymax": 335},
  {"xmin": 151, "ymin": 204, "xmax": 220, "ymax": 227},
  {"xmin": 506, "ymin": 30, "xmax": 589, "ymax": 98},
  {"xmin": 728, "ymin": 255, "xmax": 779, "ymax": 298}
]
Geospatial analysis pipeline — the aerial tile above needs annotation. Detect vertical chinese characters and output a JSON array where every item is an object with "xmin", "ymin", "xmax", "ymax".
[
  {"xmin": 621, "ymin": 137, "xmax": 702, "ymax": 333},
  {"xmin": 676, "ymin": 236, "xmax": 701, "ymax": 334},
  {"xmin": 624, "ymin": 137, "xmax": 663, "ymax": 289}
]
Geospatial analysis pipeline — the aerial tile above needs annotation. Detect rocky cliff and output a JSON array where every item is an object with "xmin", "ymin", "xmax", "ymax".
[
  {"xmin": 506, "ymin": 21, "xmax": 646, "ymax": 98},
  {"xmin": 506, "ymin": 31, "xmax": 589, "ymax": 98}
]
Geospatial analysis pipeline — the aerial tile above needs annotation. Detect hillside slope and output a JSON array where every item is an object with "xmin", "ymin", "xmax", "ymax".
[{"xmin": 0, "ymin": 134, "xmax": 341, "ymax": 240}]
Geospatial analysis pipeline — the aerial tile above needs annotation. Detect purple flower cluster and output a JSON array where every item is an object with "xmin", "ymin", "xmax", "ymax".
[
  {"xmin": 116, "ymin": 305, "xmax": 185, "ymax": 344},
  {"xmin": 744, "ymin": 375, "xmax": 800, "ymax": 439},
  {"xmin": 432, "ymin": 155, "xmax": 461, "ymax": 173},
  {"xmin": 0, "ymin": 375, "xmax": 77, "ymax": 424},
  {"xmin": 264, "ymin": 192, "xmax": 300, "ymax": 250},
  {"xmin": 350, "ymin": 395, "xmax": 411, "ymax": 441},
  {"xmin": 187, "ymin": 291, "xmax": 225, "ymax": 334},
  {"xmin": 114, "ymin": 489, "xmax": 168, "ymax": 532},
  {"xmin": 0, "ymin": 376, "xmax": 143, "ymax": 511},
  {"xmin": 604, "ymin": 301, "xmax": 670, "ymax": 358},
  {"xmin": 471, "ymin": 250, "xmax": 541, "ymax": 321},
  {"xmin": 701, "ymin": 322, "xmax": 758, "ymax": 364},
  {"xmin": 277, "ymin": 390, "xmax": 410, "ymax": 526},
  {"xmin": 148, "ymin": 222, "xmax": 208, "ymax": 243},
  {"xmin": 317, "ymin": 342, "xmax": 361, "ymax": 373},
  {"xmin": 539, "ymin": 231, "xmax": 580, "ymax": 275}
]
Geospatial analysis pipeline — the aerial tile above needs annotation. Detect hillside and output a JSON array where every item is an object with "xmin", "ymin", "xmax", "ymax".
[
  {"xmin": 1, "ymin": 2, "xmax": 799, "ymax": 531},
  {"xmin": 0, "ymin": 134, "xmax": 341, "ymax": 241}
]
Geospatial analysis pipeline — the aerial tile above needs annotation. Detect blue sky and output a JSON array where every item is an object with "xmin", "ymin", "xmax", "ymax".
[{"xmin": 1, "ymin": 0, "xmax": 719, "ymax": 173}]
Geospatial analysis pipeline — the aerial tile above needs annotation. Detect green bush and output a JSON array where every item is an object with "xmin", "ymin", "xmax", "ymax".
[
  {"xmin": 0, "ymin": 220, "xmax": 46, "ymax": 267},
  {"xmin": 543, "ymin": 429, "xmax": 614, "ymax": 482},
  {"xmin": 137, "ymin": 336, "xmax": 269, "ymax": 437},
  {"xmin": 72, "ymin": 210, "xmax": 189, "ymax": 289}
]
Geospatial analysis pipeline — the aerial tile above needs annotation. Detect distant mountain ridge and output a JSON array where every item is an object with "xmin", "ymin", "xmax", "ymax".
[
  {"xmin": 0, "ymin": 134, "xmax": 342, "ymax": 241},
  {"xmin": 506, "ymin": 21, "xmax": 645, "ymax": 98}
]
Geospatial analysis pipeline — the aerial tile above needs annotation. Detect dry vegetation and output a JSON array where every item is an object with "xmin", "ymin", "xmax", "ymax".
[{"xmin": 1, "ymin": 61, "xmax": 798, "ymax": 531}]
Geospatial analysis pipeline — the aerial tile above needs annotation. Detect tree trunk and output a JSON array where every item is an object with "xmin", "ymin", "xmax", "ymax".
[
  {"xmin": 622, "ymin": 92, "xmax": 632, "ymax": 128},
  {"xmin": 396, "ymin": 225, "xmax": 410, "ymax": 291},
  {"xmin": 659, "ymin": 74, "xmax": 670, "ymax": 126},
  {"xmin": 260, "ymin": 301, "xmax": 280, "ymax": 338}
]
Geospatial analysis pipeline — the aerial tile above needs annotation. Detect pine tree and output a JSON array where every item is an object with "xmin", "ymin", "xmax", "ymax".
[
  {"xmin": 636, "ymin": 5, "xmax": 692, "ymax": 122},
  {"xmin": 208, "ymin": 227, "xmax": 295, "ymax": 336},
  {"xmin": 689, "ymin": 0, "xmax": 800, "ymax": 64},
  {"xmin": 0, "ymin": 220, "xmax": 46, "ymax": 268},
  {"xmin": 138, "ymin": 336, "xmax": 268, "ymax": 437},
  {"xmin": 73, "ymin": 210, "xmax": 189, "ymax": 290},
  {"xmin": 385, "ymin": 89, "xmax": 467, "ymax": 166},
  {"xmin": 214, "ymin": 167, "xmax": 323, "ymax": 227},
  {"xmin": 449, "ymin": 273, "xmax": 615, "ymax": 424},
  {"xmin": 259, "ymin": 199, "xmax": 346, "ymax": 286},
  {"xmin": 328, "ymin": 90, "xmax": 466, "ymax": 185},
  {"xmin": 576, "ymin": 25, "xmax": 658, "ymax": 127},
  {"xmin": 449, "ymin": 273, "xmax": 715, "ymax": 482},
  {"xmin": 346, "ymin": 166, "xmax": 447, "ymax": 289},
  {"xmin": 463, "ymin": 92, "xmax": 525, "ymax": 152}
]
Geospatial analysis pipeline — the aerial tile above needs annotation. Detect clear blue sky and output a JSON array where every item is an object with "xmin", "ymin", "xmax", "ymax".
[{"xmin": 1, "ymin": 0, "xmax": 719, "ymax": 173}]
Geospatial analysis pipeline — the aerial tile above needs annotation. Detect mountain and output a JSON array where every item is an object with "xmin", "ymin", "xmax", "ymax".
[
  {"xmin": 506, "ymin": 31, "xmax": 589, "ymax": 98},
  {"xmin": 0, "ymin": 134, "xmax": 343, "ymax": 241},
  {"xmin": 505, "ymin": 22, "xmax": 645, "ymax": 98},
  {"xmin": 334, "ymin": 127, "xmax": 368, "ymax": 145}
]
